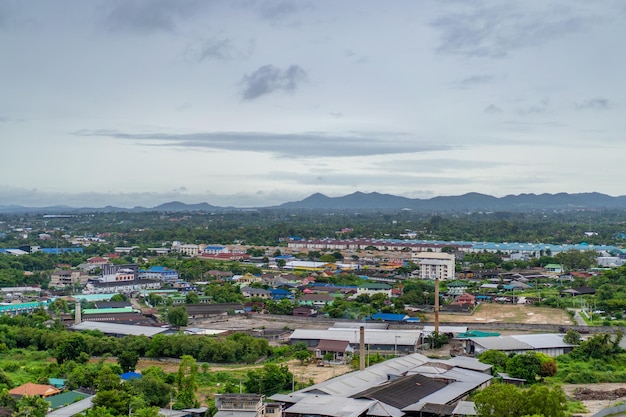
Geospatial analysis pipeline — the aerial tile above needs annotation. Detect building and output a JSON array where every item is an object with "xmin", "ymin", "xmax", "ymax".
[
  {"xmin": 271, "ymin": 353, "xmax": 491, "ymax": 417},
  {"xmin": 314, "ymin": 339, "xmax": 354, "ymax": 363},
  {"xmin": 214, "ymin": 394, "xmax": 265, "ymax": 417},
  {"xmin": 289, "ymin": 328, "xmax": 421, "ymax": 355},
  {"xmin": 49, "ymin": 270, "xmax": 90, "ymax": 288},
  {"xmin": 356, "ymin": 283, "xmax": 392, "ymax": 298},
  {"xmin": 83, "ymin": 278, "xmax": 161, "ymax": 294},
  {"xmin": 8, "ymin": 382, "xmax": 60, "ymax": 398},
  {"xmin": 413, "ymin": 252, "xmax": 456, "ymax": 280},
  {"xmin": 464, "ymin": 334, "xmax": 575, "ymax": 357},
  {"xmin": 139, "ymin": 266, "xmax": 180, "ymax": 283}
]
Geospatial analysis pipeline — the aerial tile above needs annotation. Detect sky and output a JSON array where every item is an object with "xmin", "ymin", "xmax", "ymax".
[{"xmin": 1, "ymin": 0, "xmax": 625, "ymax": 208}]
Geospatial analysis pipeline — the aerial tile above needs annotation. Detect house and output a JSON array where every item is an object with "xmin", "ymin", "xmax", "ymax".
[
  {"xmin": 452, "ymin": 293, "xmax": 476, "ymax": 306},
  {"xmin": 544, "ymin": 264, "xmax": 563, "ymax": 273},
  {"xmin": 292, "ymin": 306, "xmax": 317, "ymax": 317},
  {"xmin": 241, "ymin": 287, "xmax": 271, "ymax": 299},
  {"xmin": 269, "ymin": 288, "xmax": 292, "ymax": 300},
  {"xmin": 561, "ymin": 286, "xmax": 596, "ymax": 296},
  {"xmin": 214, "ymin": 394, "xmax": 265, "ymax": 417},
  {"xmin": 297, "ymin": 293, "xmax": 335, "ymax": 307},
  {"xmin": 9, "ymin": 382, "xmax": 61, "ymax": 398},
  {"xmin": 356, "ymin": 283, "xmax": 392, "ymax": 298},
  {"xmin": 446, "ymin": 281, "xmax": 469, "ymax": 295},
  {"xmin": 314, "ymin": 339, "xmax": 354, "ymax": 363}
]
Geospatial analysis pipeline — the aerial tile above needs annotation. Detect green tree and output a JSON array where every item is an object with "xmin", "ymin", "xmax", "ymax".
[
  {"xmin": 118, "ymin": 350, "xmax": 139, "ymax": 373},
  {"xmin": 14, "ymin": 395, "xmax": 50, "ymax": 417},
  {"xmin": 244, "ymin": 364, "xmax": 292, "ymax": 396},
  {"xmin": 506, "ymin": 353, "xmax": 542, "ymax": 383},
  {"xmin": 185, "ymin": 292, "xmax": 200, "ymax": 304},
  {"xmin": 477, "ymin": 350, "xmax": 508, "ymax": 374},
  {"xmin": 95, "ymin": 366, "xmax": 122, "ymax": 391},
  {"xmin": 475, "ymin": 383, "xmax": 566, "ymax": 417},
  {"xmin": 175, "ymin": 355, "xmax": 199, "ymax": 409},
  {"xmin": 110, "ymin": 293, "xmax": 128, "ymax": 302},
  {"xmin": 563, "ymin": 329, "xmax": 582, "ymax": 345},
  {"xmin": 131, "ymin": 374, "xmax": 172, "ymax": 407},
  {"xmin": 167, "ymin": 306, "xmax": 189, "ymax": 328},
  {"xmin": 293, "ymin": 349, "xmax": 312, "ymax": 365},
  {"xmin": 55, "ymin": 333, "xmax": 89, "ymax": 364}
]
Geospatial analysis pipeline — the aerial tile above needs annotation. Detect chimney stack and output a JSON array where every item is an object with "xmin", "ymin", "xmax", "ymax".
[
  {"xmin": 74, "ymin": 301, "xmax": 82, "ymax": 324},
  {"xmin": 359, "ymin": 326, "xmax": 365, "ymax": 371},
  {"xmin": 434, "ymin": 277, "xmax": 440, "ymax": 334}
]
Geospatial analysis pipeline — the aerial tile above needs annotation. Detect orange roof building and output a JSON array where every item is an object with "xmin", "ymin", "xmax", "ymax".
[{"xmin": 8, "ymin": 382, "xmax": 61, "ymax": 398}]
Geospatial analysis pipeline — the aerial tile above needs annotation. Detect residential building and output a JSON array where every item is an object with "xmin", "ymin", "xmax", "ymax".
[
  {"xmin": 8, "ymin": 383, "xmax": 60, "ymax": 398},
  {"xmin": 214, "ymin": 394, "xmax": 265, "ymax": 417},
  {"xmin": 240, "ymin": 287, "xmax": 271, "ymax": 299},
  {"xmin": 314, "ymin": 339, "xmax": 354, "ymax": 363},
  {"xmin": 49, "ymin": 270, "xmax": 89, "ymax": 288},
  {"xmin": 413, "ymin": 252, "xmax": 456, "ymax": 280},
  {"xmin": 139, "ymin": 266, "xmax": 179, "ymax": 283},
  {"xmin": 356, "ymin": 282, "xmax": 392, "ymax": 298}
]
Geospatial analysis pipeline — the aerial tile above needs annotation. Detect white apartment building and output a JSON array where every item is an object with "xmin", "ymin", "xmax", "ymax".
[{"xmin": 413, "ymin": 252, "xmax": 456, "ymax": 280}]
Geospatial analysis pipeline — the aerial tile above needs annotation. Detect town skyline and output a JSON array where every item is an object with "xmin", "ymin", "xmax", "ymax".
[{"xmin": 2, "ymin": 1, "xmax": 625, "ymax": 208}]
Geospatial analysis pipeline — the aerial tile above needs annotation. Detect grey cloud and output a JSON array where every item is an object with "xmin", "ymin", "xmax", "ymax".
[
  {"xmin": 375, "ymin": 158, "xmax": 509, "ymax": 173},
  {"xmin": 240, "ymin": 64, "xmax": 307, "ymax": 100},
  {"xmin": 576, "ymin": 98, "xmax": 612, "ymax": 111},
  {"xmin": 329, "ymin": 112, "xmax": 343, "ymax": 118},
  {"xmin": 74, "ymin": 129, "xmax": 453, "ymax": 158},
  {"xmin": 187, "ymin": 37, "xmax": 255, "ymax": 61},
  {"xmin": 344, "ymin": 49, "xmax": 369, "ymax": 64},
  {"xmin": 484, "ymin": 104, "xmax": 503, "ymax": 114},
  {"xmin": 257, "ymin": 1, "xmax": 313, "ymax": 26},
  {"xmin": 518, "ymin": 97, "xmax": 550, "ymax": 115},
  {"xmin": 454, "ymin": 74, "xmax": 497, "ymax": 88},
  {"xmin": 99, "ymin": 0, "xmax": 205, "ymax": 34},
  {"xmin": 431, "ymin": 4, "xmax": 593, "ymax": 58}
]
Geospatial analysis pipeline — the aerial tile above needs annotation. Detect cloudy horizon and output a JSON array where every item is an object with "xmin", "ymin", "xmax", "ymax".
[{"xmin": 1, "ymin": 1, "xmax": 625, "ymax": 208}]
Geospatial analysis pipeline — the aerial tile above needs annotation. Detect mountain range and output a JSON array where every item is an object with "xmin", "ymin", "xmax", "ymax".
[{"xmin": 2, "ymin": 192, "xmax": 626, "ymax": 214}]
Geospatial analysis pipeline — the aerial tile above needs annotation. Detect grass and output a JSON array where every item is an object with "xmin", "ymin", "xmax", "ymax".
[{"xmin": 0, "ymin": 348, "xmax": 54, "ymax": 386}]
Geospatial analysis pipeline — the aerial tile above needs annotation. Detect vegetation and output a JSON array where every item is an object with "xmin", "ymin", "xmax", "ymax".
[{"xmin": 474, "ymin": 383, "xmax": 567, "ymax": 417}]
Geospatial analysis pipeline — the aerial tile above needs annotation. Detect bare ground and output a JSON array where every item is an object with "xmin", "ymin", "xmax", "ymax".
[
  {"xmin": 563, "ymin": 383, "xmax": 626, "ymax": 417},
  {"xmin": 424, "ymin": 303, "xmax": 574, "ymax": 325}
]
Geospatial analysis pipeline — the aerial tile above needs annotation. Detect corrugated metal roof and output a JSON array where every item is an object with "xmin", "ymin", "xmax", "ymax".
[
  {"xmin": 283, "ymin": 396, "xmax": 375, "ymax": 417},
  {"xmin": 72, "ymin": 321, "xmax": 170, "ymax": 337},
  {"xmin": 511, "ymin": 333, "xmax": 573, "ymax": 349},
  {"xmin": 289, "ymin": 329, "xmax": 421, "ymax": 346},
  {"xmin": 469, "ymin": 336, "xmax": 533, "ymax": 351}
]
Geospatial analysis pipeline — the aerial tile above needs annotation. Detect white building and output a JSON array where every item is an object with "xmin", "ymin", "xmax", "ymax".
[{"xmin": 413, "ymin": 252, "xmax": 455, "ymax": 280}]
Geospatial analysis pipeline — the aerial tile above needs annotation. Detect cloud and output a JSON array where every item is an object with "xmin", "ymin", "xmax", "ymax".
[
  {"xmin": 256, "ymin": 1, "xmax": 313, "ymax": 26},
  {"xmin": 431, "ymin": 4, "xmax": 594, "ymax": 58},
  {"xmin": 484, "ymin": 104, "xmax": 503, "ymax": 114},
  {"xmin": 98, "ymin": 0, "xmax": 205, "ymax": 34},
  {"xmin": 575, "ymin": 98, "xmax": 613, "ymax": 111},
  {"xmin": 74, "ymin": 129, "xmax": 454, "ymax": 158},
  {"xmin": 186, "ymin": 37, "xmax": 255, "ymax": 61},
  {"xmin": 239, "ymin": 64, "xmax": 308, "ymax": 100},
  {"xmin": 518, "ymin": 97, "xmax": 551, "ymax": 115},
  {"xmin": 453, "ymin": 74, "xmax": 497, "ymax": 89}
]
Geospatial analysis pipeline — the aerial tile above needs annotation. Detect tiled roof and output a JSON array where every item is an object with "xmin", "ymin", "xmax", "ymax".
[{"xmin": 9, "ymin": 383, "xmax": 60, "ymax": 397}]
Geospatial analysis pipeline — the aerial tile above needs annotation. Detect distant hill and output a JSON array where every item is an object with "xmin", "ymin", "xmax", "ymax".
[
  {"xmin": 2, "ymin": 192, "xmax": 626, "ymax": 214},
  {"xmin": 275, "ymin": 191, "xmax": 626, "ymax": 212}
]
